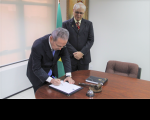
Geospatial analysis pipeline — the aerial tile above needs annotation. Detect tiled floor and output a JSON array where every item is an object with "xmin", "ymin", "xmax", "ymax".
[{"xmin": 7, "ymin": 88, "xmax": 35, "ymax": 99}]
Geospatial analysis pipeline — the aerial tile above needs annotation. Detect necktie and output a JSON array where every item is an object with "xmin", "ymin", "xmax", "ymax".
[
  {"xmin": 52, "ymin": 50, "xmax": 55, "ymax": 56},
  {"xmin": 48, "ymin": 50, "xmax": 55, "ymax": 77},
  {"xmin": 76, "ymin": 22, "xmax": 80, "ymax": 30}
]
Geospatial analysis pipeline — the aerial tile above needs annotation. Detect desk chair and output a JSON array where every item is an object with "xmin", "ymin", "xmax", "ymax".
[{"xmin": 105, "ymin": 60, "xmax": 141, "ymax": 79}]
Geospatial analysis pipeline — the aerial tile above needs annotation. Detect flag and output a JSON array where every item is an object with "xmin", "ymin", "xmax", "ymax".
[
  {"xmin": 56, "ymin": 1, "xmax": 65, "ymax": 78},
  {"xmin": 56, "ymin": 1, "xmax": 62, "ymax": 28}
]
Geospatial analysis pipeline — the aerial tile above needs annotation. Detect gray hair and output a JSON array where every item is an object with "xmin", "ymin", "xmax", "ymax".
[
  {"xmin": 73, "ymin": 2, "xmax": 86, "ymax": 12},
  {"xmin": 51, "ymin": 28, "xmax": 69, "ymax": 41}
]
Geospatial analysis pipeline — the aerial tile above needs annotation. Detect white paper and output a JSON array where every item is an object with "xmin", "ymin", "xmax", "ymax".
[{"xmin": 49, "ymin": 81, "xmax": 81, "ymax": 94}]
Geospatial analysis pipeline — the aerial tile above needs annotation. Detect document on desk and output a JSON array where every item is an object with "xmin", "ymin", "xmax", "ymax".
[{"xmin": 49, "ymin": 81, "xmax": 83, "ymax": 96}]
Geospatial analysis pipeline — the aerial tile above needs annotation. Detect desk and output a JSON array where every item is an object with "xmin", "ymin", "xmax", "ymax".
[{"xmin": 35, "ymin": 70, "xmax": 150, "ymax": 99}]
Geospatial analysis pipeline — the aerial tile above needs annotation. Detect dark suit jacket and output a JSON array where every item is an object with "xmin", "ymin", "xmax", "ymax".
[
  {"xmin": 27, "ymin": 34, "xmax": 71, "ymax": 87},
  {"xmin": 62, "ymin": 18, "xmax": 94, "ymax": 65}
]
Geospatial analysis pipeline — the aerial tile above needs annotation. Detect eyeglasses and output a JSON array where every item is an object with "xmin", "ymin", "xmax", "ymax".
[
  {"xmin": 54, "ymin": 42, "xmax": 66, "ymax": 48},
  {"xmin": 75, "ymin": 11, "xmax": 84, "ymax": 15}
]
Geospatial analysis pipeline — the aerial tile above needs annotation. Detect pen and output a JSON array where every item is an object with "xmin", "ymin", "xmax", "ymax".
[{"xmin": 52, "ymin": 76, "xmax": 63, "ymax": 86}]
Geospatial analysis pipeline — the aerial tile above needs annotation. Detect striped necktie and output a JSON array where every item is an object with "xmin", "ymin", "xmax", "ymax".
[{"xmin": 76, "ymin": 22, "xmax": 80, "ymax": 30}]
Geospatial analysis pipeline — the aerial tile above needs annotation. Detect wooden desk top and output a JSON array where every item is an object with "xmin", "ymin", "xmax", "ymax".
[{"xmin": 35, "ymin": 70, "xmax": 150, "ymax": 99}]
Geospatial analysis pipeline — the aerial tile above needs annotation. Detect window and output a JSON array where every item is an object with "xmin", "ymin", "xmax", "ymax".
[{"xmin": 0, "ymin": 0, "xmax": 56, "ymax": 66}]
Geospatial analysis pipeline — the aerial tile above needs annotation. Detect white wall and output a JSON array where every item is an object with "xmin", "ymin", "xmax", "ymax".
[
  {"xmin": 89, "ymin": 0, "xmax": 150, "ymax": 81},
  {"xmin": 60, "ymin": 0, "xmax": 67, "ymax": 22},
  {"xmin": 60, "ymin": 0, "xmax": 150, "ymax": 81},
  {"xmin": 0, "ymin": 61, "xmax": 32, "ymax": 99}
]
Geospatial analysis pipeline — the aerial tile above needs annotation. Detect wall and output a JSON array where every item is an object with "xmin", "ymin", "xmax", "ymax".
[
  {"xmin": 89, "ymin": 0, "xmax": 150, "ymax": 81},
  {"xmin": 60, "ymin": 0, "xmax": 150, "ymax": 81},
  {"xmin": 0, "ymin": 61, "xmax": 32, "ymax": 99}
]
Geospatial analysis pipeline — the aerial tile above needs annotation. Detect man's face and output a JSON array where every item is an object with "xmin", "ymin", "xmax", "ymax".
[
  {"xmin": 50, "ymin": 36, "xmax": 67, "ymax": 51},
  {"xmin": 73, "ymin": 8, "xmax": 85, "ymax": 21}
]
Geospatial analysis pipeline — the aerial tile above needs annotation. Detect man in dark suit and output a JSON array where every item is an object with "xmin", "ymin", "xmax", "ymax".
[
  {"xmin": 27, "ymin": 28, "xmax": 75, "ymax": 93},
  {"xmin": 63, "ymin": 2, "xmax": 94, "ymax": 72}
]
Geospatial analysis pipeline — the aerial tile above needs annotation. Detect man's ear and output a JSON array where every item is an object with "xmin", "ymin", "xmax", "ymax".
[
  {"xmin": 50, "ymin": 36, "xmax": 54, "ymax": 49},
  {"xmin": 50, "ymin": 36, "xmax": 53, "ymax": 42},
  {"xmin": 50, "ymin": 35, "xmax": 52, "ymax": 40}
]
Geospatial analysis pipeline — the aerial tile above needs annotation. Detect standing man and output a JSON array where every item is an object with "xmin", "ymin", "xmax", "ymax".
[
  {"xmin": 27, "ymin": 28, "xmax": 75, "ymax": 93},
  {"xmin": 63, "ymin": 2, "xmax": 94, "ymax": 72}
]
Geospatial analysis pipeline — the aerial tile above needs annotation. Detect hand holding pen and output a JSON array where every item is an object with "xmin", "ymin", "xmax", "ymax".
[{"xmin": 50, "ymin": 76, "xmax": 61, "ymax": 86}]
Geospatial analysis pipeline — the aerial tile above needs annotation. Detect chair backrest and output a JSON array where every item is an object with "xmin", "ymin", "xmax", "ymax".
[
  {"xmin": 137, "ymin": 67, "xmax": 141, "ymax": 79},
  {"xmin": 105, "ymin": 60, "xmax": 141, "ymax": 79}
]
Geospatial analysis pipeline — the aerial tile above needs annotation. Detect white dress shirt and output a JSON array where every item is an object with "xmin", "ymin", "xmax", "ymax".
[
  {"xmin": 46, "ymin": 36, "xmax": 71, "ymax": 83},
  {"xmin": 74, "ymin": 18, "xmax": 82, "ymax": 26}
]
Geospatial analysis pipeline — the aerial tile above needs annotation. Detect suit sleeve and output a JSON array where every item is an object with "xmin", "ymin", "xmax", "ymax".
[
  {"xmin": 80, "ymin": 22, "xmax": 94, "ymax": 55},
  {"xmin": 62, "ymin": 22, "xmax": 77, "ymax": 56},
  {"xmin": 60, "ymin": 47, "xmax": 71, "ymax": 73},
  {"xmin": 32, "ymin": 47, "xmax": 49, "ymax": 83}
]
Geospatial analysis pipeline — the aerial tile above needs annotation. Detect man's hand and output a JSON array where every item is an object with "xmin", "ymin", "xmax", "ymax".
[
  {"xmin": 64, "ymin": 77, "xmax": 75, "ymax": 84},
  {"xmin": 73, "ymin": 52, "xmax": 84, "ymax": 60},
  {"xmin": 50, "ymin": 79, "xmax": 61, "ymax": 86}
]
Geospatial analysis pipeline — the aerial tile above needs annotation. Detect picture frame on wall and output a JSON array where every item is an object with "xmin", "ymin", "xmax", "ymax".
[{"xmin": 66, "ymin": 0, "xmax": 89, "ymax": 20}]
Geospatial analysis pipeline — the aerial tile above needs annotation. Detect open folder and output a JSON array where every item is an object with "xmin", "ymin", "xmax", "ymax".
[{"xmin": 49, "ymin": 81, "xmax": 83, "ymax": 96}]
